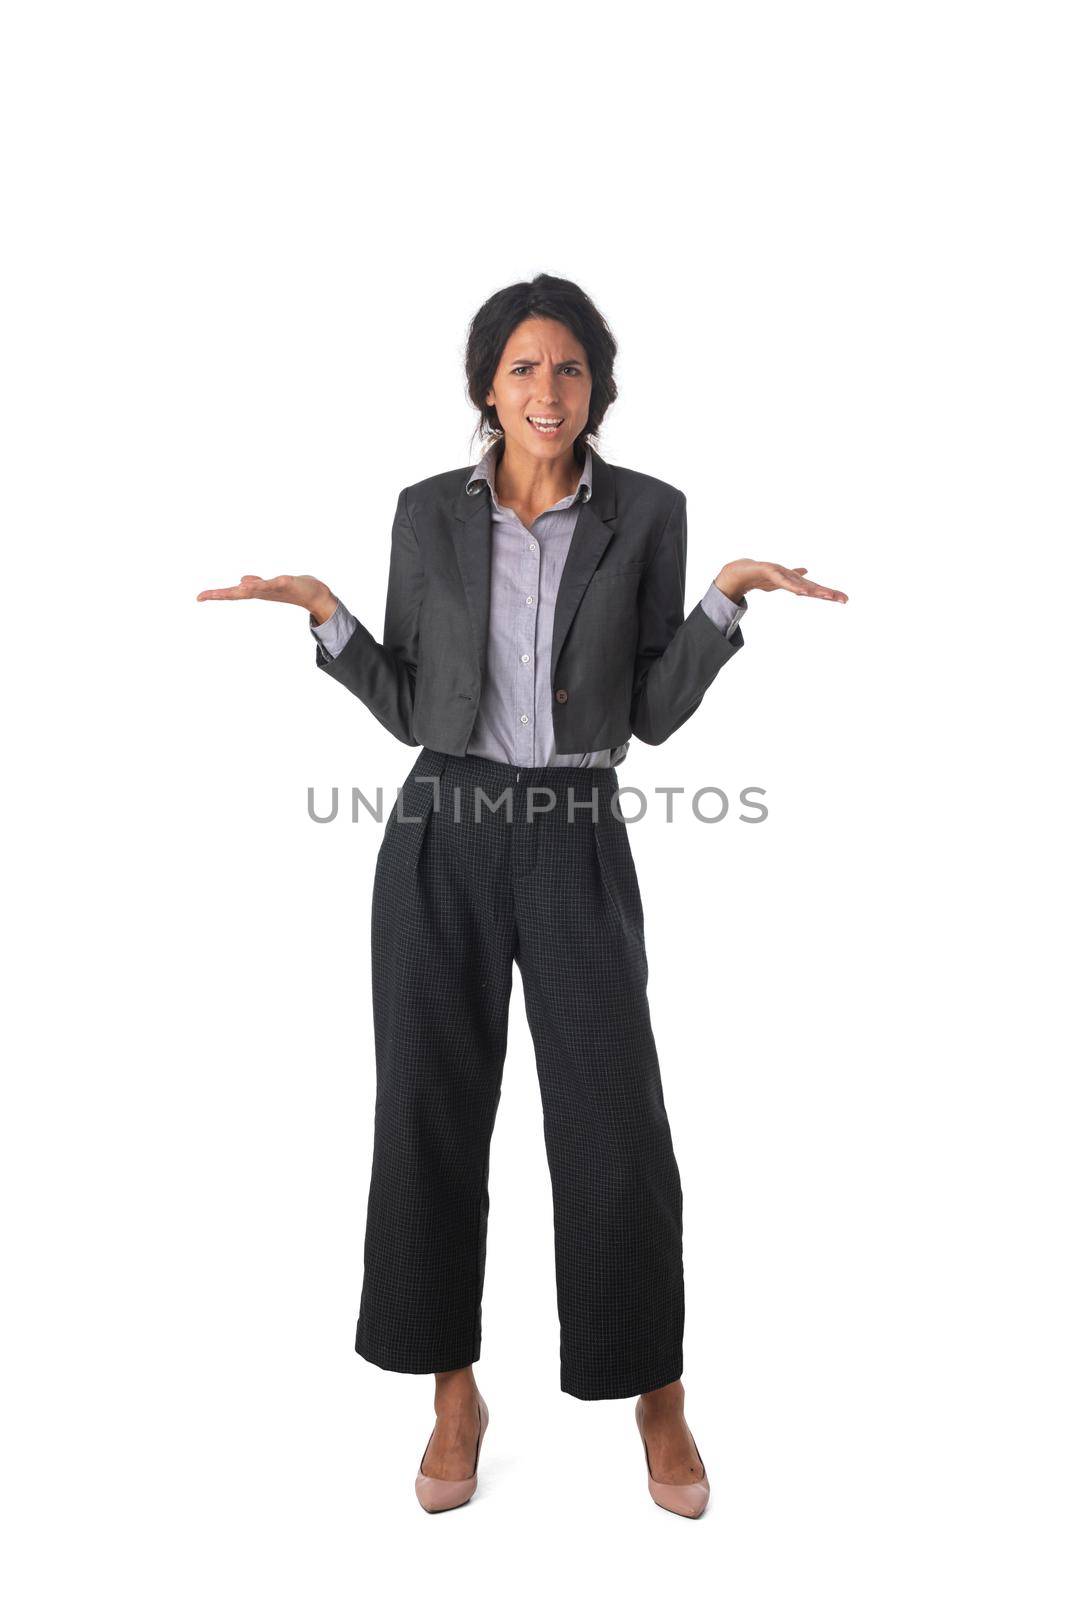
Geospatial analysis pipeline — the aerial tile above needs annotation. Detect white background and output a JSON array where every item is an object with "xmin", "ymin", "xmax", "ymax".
[{"xmin": 2, "ymin": 2, "xmax": 1064, "ymax": 1594}]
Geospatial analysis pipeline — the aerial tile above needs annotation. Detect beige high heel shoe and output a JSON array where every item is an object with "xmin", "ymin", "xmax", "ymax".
[
  {"xmin": 414, "ymin": 1393, "xmax": 489, "ymax": 1513},
  {"xmin": 635, "ymin": 1399, "xmax": 711, "ymax": 1518}
]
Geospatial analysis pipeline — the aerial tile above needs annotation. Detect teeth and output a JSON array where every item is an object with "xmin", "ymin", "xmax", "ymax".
[{"xmin": 528, "ymin": 416, "xmax": 563, "ymax": 429}]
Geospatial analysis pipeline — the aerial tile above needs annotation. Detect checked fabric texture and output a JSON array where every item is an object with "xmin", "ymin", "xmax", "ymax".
[{"xmin": 356, "ymin": 746, "xmax": 685, "ymax": 1400}]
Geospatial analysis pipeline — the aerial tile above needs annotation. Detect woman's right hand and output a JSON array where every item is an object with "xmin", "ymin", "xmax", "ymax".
[{"xmin": 196, "ymin": 574, "xmax": 339, "ymax": 626}]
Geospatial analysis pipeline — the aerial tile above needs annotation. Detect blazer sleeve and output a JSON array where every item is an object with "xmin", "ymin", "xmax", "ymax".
[
  {"xmin": 313, "ymin": 487, "xmax": 424, "ymax": 746},
  {"xmin": 629, "ymin": 489, "xmax": 744, "ymax": 746}
]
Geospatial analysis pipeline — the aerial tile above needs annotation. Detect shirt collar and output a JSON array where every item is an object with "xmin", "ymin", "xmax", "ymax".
[{"xmin": 465, "ymin": 434, "xmax": 594, "ymax": 509}]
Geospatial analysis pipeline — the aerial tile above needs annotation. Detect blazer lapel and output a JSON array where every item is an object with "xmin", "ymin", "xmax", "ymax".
[
  {"xmin": 550, "ymin": 448, "xmax": 618, "ymax": 682},
  {"xmin": 451, "ymin": 480, "xmax": 493, "ymax": 682}
]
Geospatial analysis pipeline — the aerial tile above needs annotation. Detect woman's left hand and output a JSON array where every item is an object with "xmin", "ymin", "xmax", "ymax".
[{"xmin": 715, "ymin": 561, "xmax": 848, "ymax": 605}]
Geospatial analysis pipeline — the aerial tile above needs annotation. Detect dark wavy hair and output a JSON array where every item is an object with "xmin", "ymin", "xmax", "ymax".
[{"xmin": 464, "ymin": 274, "xmax": 619, "ymax": 461}]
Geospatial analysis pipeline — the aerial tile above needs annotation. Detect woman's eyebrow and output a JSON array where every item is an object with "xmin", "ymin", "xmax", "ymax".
[{"xmin": 509, "ymin": 356, "xmax": 585, "ymax": 366}]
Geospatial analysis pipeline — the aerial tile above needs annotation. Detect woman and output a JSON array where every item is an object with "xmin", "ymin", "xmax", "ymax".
[{"xmin": 197, "ymin": 275, "xmax": 847, "ymax": 1517}]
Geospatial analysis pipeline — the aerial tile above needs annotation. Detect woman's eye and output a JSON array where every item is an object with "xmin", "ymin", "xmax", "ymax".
[{"xmin": 510, "ymin": 366, "xmax": 581, "ymax": 377}]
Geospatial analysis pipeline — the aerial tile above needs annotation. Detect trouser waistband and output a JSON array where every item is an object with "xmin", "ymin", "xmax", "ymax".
[{"xmin": 420, "ymin": 747, "xmax": 620, "ymax": 794}]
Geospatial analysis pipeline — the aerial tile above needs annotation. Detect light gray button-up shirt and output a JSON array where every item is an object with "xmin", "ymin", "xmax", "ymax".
[{"xmin": 312, "ymin": 438, "xmax": 746, "ymax": 767}]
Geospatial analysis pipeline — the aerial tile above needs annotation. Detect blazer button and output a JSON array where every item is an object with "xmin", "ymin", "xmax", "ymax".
[{"xmin": 555, "ymin": 688, "xmax": 569, "ymax": 703}]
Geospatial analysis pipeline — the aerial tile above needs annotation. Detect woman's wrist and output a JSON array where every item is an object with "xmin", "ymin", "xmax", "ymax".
[
  {"xmin": 309, "ymin": 587, "xmax": 339, "ymax": 626},
  {"xmin": 714, "ymin": 564, "xmax": 747, "ymax": 605}
]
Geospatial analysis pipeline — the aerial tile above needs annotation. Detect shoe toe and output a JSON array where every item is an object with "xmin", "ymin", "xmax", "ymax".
[
  {"xmin": 414, "ymin": 1470, "xmax": 477, "ymax": 1513},
  {"xmin": 648, "ymin": 1476, "xmax": 710, "ymax": 1518}
]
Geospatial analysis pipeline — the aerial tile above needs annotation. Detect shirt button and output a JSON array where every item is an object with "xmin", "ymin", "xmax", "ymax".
[
  {"xmin": 520, "ymin": 713, "xmax": 529, "ymax": 724},
  {"xmin": 555, "ymin": 688, "xmax": 569, "ymax": 703},
  {"xmin": 529, "ymin": 542, "xmax": 537, "ymax": 552},
  {"xmin": 525, "ymin": 595, "xmax": 534, "ymax": 605},
  {"xmin": 521, "ymin": 653, "xmax": 530, "ymax": 663}
]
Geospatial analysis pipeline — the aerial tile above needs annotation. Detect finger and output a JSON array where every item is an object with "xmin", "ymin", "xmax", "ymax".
[
  {"xmin": 762, "ymin": 564, "xmax": 848, "ymax": 603},
  {"xmin": 769, "ymin": 567, "xmax": 846, "ymax": 601},
  {"xmin": 765, "ymin": 567, "xmax": 815, "ymax": 593},
  {"xmin": 799, "ymin": 578, "xmax": 848, "ymax": 601},
  {"xmin": 772, "ymin": 575, "xmax": 832, "ymax": 600},
  {"xmin": 196, "ymin": 586, "xmax": 249, "ymax": 600}
]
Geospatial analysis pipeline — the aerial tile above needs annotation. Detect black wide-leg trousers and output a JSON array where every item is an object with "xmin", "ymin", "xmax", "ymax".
[{"xmin": 355, "ymin": 746, "xmax": 684, "ymax": 1400}]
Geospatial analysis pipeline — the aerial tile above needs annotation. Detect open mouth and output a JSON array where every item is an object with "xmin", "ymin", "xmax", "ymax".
[{"xmin": 526, "ymin": 415, "xmax": 565, "ymax": 436}]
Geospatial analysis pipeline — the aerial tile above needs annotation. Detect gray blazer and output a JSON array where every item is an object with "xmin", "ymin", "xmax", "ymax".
[{"xmin": 314, "ymin": 448, "xmax": 745, "ymax": 755}]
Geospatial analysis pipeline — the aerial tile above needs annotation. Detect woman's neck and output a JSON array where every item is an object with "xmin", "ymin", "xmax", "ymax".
[{"xmin": 494, "ymin": 437, "xmax": 583, "ymax": 514}]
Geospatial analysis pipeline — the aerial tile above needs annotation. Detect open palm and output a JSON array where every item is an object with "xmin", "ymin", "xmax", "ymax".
[
  {"xmin": 196, "ymin": 573, "xmax": 337, "ymax": 624},
  {"xmin": 716, "ymin": 561, "xmax": 848, "ymax": 604}
]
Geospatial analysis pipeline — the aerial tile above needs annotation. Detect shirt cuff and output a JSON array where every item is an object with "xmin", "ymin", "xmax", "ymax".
[
  {"xmin": 700, "ymin": 582, "xmax": 747, "ymax": 638},
  {"xmin": 310, "ymin": 596, "xmax": 357, "ymax": 660}
]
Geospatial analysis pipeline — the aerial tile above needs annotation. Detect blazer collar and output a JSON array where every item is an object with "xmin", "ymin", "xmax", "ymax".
[
  {"xmin": 451, "ymin": 441, "xmax": 619, "ymax": 685},
  {"xmin": 459, "ymin": 434, "xmax": 602, "ymax": 509}
]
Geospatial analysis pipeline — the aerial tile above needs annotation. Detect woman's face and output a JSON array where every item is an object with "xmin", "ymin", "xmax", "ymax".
[{"xmin": 485, "ymin": 316, "xmax": 592, "ymax": 463}]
